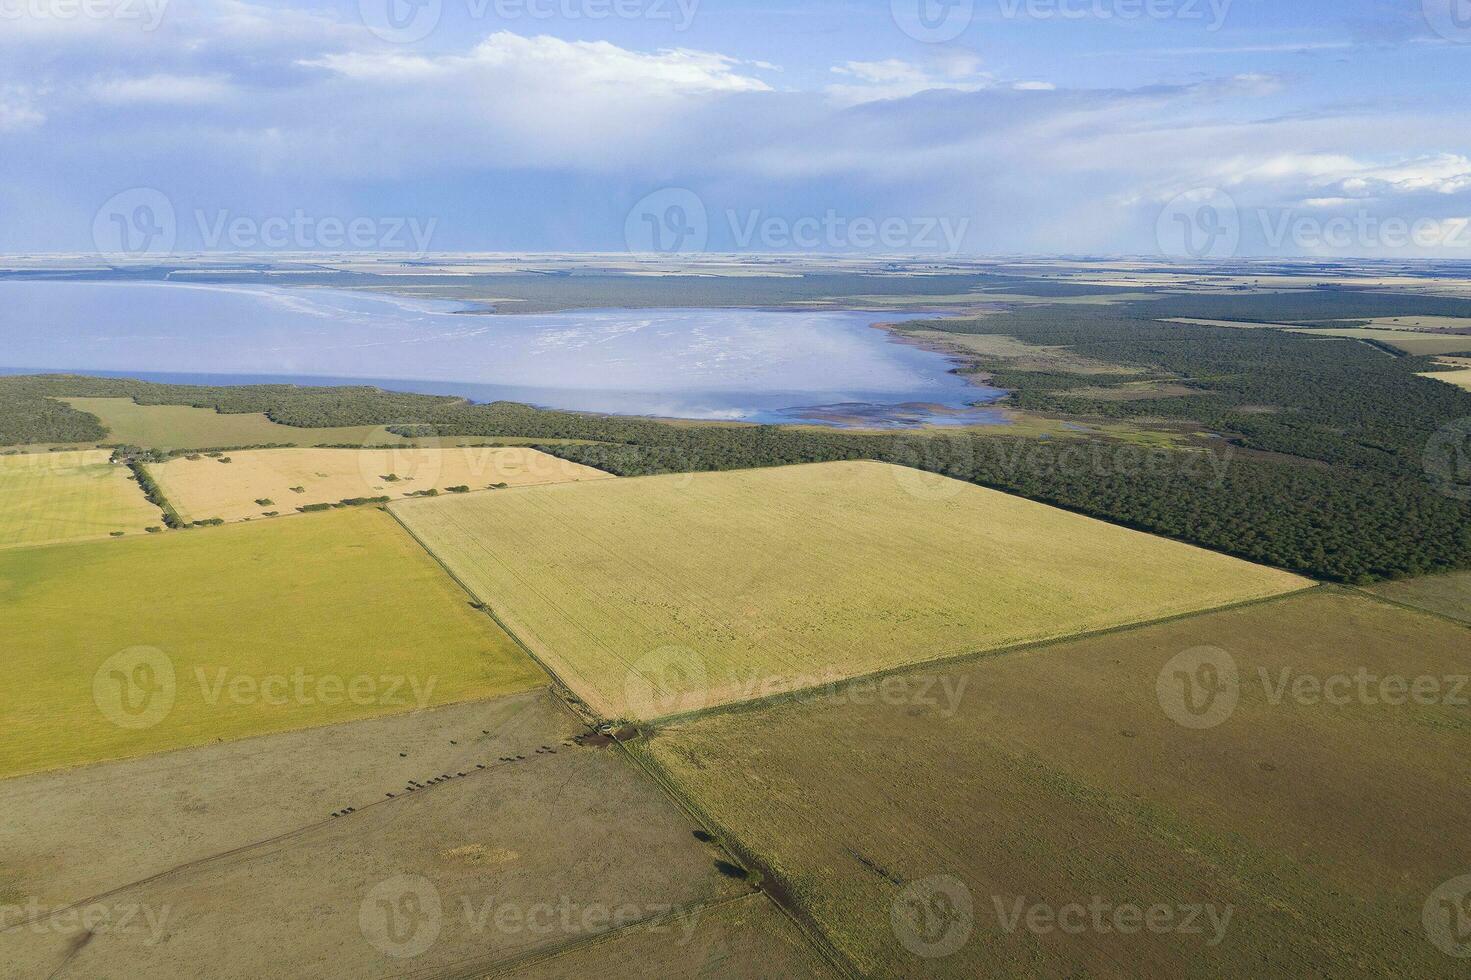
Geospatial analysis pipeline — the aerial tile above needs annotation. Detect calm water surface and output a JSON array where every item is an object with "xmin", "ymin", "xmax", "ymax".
[{"xmin": 0, "ymin": 280, "xmax": 1007, "ymax": 426}]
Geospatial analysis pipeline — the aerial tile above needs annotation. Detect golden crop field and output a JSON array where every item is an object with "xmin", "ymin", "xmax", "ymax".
[
  {"xmin": 641, "ymin": 591, "xmax": 1471, "ymax": 978},
  {"xmin": 1284, "ymin": 327, "xmax": 1471, "ymax": 355},
  {"xmin": 393, "ymin": 461, "xmax": 1310, "ymax": 721},
  {"xmin": 1419, "ymin": 367, "xmax": 1471, "ymax": 391},
  {"xmin": 0, "ymin": 449, "xmax": 162, "ymax": 550},
  {"xmin": 0, "ymin": 507, "xmax": 547, "ymax": 780},
  {"xmin": 148, "ymin": 445, "xmax": 612, "ymax": 523}
]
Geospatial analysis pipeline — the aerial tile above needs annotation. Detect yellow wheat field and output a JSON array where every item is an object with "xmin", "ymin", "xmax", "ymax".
[
  {"xmin": 147, "ymin": 446, "xmax": 612, "ymax": 523},
  {"xmin": 394, "ymin": 460, "xmax": 1310, "ymax": 721}
]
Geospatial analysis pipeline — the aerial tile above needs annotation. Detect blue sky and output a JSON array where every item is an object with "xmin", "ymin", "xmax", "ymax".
[{"xmin": 2, "ymin": 0, "xmax": 1469, "ymax": 257}]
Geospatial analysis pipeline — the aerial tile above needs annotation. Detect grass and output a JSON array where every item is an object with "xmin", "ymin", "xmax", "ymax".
[
  {"xmin": 1, "ymin": 689, "xmax": 755, "ymax": 977},
  {"xmin": 59, "ymin": 396, "xmax": 604, "ymax": 451},
  {"xmin": 639, "ymin": 591, "xmax": 1471, "ymax": 978},
  {"xmin": 148, "ymin": 446, "xmax": 612, "ymax": 523},
  {"xmin": 0, "ymin": 507, "xmax": 547, "ymax": 780},
  {"xmin": 1366, "ymin": 570, "xmax": 1471, "ymax": 624},
  {"xmin": 0, "ymin": 449, "xmax": 161, "ymax": 550},
  {"xmin": 393, "ymin": 460, "xmax": 1309, "ymax": 721},
  {"xmin": 61, "ymin": 396, "xmax": 416, "ymax": 450},
  {"xmin": 1284, "ymin": 327, "xmax": 1471, "ymax": 356},
  {"xmin": 1419, "ymin": 367, "xmax": 1471, "ymax": 391},
  {"xmin": 500, "ymin": 893, "xmax": 839, "ymax": 979}
]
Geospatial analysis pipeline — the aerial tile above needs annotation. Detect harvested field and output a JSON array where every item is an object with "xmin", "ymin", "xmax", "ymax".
[
  {"xmin": 0, "ymin": 689, "xmax": 756, "ymax": 978},
  {"xmin": 0, "ymin": 507, "xmax": 545, "ymax": 780},
  {"xmin": 1419, "ymin": 367, "xmax": 1471, "ymax": 391},
  {"xmin": 393, "ymin": 461, "xmax": 1309, "ymax": 721},
  {"xmin": 0, "ymin": 449, "xmax": 161, "ymax": 549},
  {"xmin": 0, "ymin": 693, "xmax": 553, "ymax": 908},
  {"xmin": 640, "ymin": 590, "xmax": 1471, "ymax": 978},
  {"xmin": 148, "ymin": 446, "xmax": 611, "ymax": 523},
  {"xmin": 492, "ymin": 893, "xmax": 841, "ymax": 979},
  {"xmin": 1366, "ymin": 571, "xmax": 1471, "ymax": 624}
]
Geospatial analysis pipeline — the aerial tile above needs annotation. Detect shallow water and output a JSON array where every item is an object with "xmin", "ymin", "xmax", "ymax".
[{"xmin": 0, "ymin": 280, "xmax": 1006, "ymax": 426}]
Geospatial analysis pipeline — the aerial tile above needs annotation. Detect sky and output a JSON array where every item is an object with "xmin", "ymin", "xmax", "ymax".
[{"xmin": 2, "ymin": 0, "xmax": 1470, "ymax": 258}]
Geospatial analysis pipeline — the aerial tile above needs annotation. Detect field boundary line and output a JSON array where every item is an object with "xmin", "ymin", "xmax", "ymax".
[
  {"xmin": 0, "ymin": 706, "xmax": 561, "ymax": 933},
  {"xmin": 382, "ymin": 504, "xmax": 600, "ymax": 726},
  {"xmin": 421, "ymin": 892, "xmax": 764, "ymax": 980},
  {"xmin": 1342, "ymin": 583, "xmax": 1471, "ymax": 629},
  {"xmin": 613, "ymin": 733, "xmax": 862, "ymax": 980},
  {"xmin": 642, "ymin": 583, "xmax": 1328, "ymax": 729}
]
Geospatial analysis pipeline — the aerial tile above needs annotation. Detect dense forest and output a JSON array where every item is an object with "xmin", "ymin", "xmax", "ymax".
[{"xmin": 3, "ymin": 294, "xmax": 1470, "ymax": 583}]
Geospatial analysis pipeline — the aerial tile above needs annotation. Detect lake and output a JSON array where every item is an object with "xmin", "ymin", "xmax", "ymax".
[{"xmin": 0, "ymin": 280, "xmax": 1006, "ymax": 427}]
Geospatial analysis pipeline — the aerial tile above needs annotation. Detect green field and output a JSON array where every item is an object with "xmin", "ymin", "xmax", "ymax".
[
  {"xmin": 0, "ymin": 449, "xmax": 162, "ymax": 549},
  {"xmin": 61, "ymin": 396, "xmax": 417, "ymax": 450},
  {"xmin": 1367, "ymin": 570, "xmax": 1471, "ymax": 624},
  {"xmin": 393, "ymin": 461, "xmax": 1309, "ymax": 720},
  {"xmin": 640, "ymin": 591, "xmax": 1471, "ymax": 977},
  {"xmin": 0, "ymin": 507, "xmax": 547, "ymax": 780}
]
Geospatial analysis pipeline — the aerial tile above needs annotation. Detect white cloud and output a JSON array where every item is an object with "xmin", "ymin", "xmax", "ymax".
[
  {"xmin": 0, "ymin": 85, "xmax": 44, "ymax": 131},
  {"xmin": 90, "ymin": 74, "xmax": 235, "ymax": 105},
  {"xmin": 826, "ymin": 57, "xmax": 990, "ymax": 106},
  {"xmin": 305, "ymin": 32, "xmax": 771, "ymax": 97}
]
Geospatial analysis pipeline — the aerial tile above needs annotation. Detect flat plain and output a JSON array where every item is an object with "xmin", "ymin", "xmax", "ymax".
[
  {"xmin": 1366, "ymin": 570, "xmax": 1471, "ymax": 623},
  {"xmin": 394, "ymin": 461, "xmax": 1309, "ymax": 720},
  {"xmin": 148, "ymin": 445, "xmax": 611, "ymax": 523},
  {"xmin": 640, "ymin": 590, "xmax": 1471, "ymax": 978},
  {"xmin": 494, "ymin": 892, "xmax": 841, "ymax": 980},
  {"xmin": 0, "ymin": 449, "xmax": 161, "ymax": 549},
  {"xmin": 62, "ymin": 396, "xmax": 418, "ymax": 450},
  {"xmin": 1, "ymin": 689, "xmax": 756, "ymax": 979},
  {"xmin": 0, "ymin": 507, "xmax": 546, "ymax": 780}
]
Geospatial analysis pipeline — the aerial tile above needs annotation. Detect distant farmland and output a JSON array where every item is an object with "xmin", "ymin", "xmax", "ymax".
[
  {"xmin": 393, "ymin": 461, "xmax": 1309, "ymax": 720},
  {"xmin": 0, "ymin": 508, "xmax": 546, "ymax": 779},
  {"xmin": 641, "ymin": 590, "xmax": 1471, "ymax": 978},
  {"xmin": 0, "ymin": 448, "xmax": 161, "ymax": 549},
  {"xmin": 149, "ymin": 445, "xmax": 611, "ymax": 523}
]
